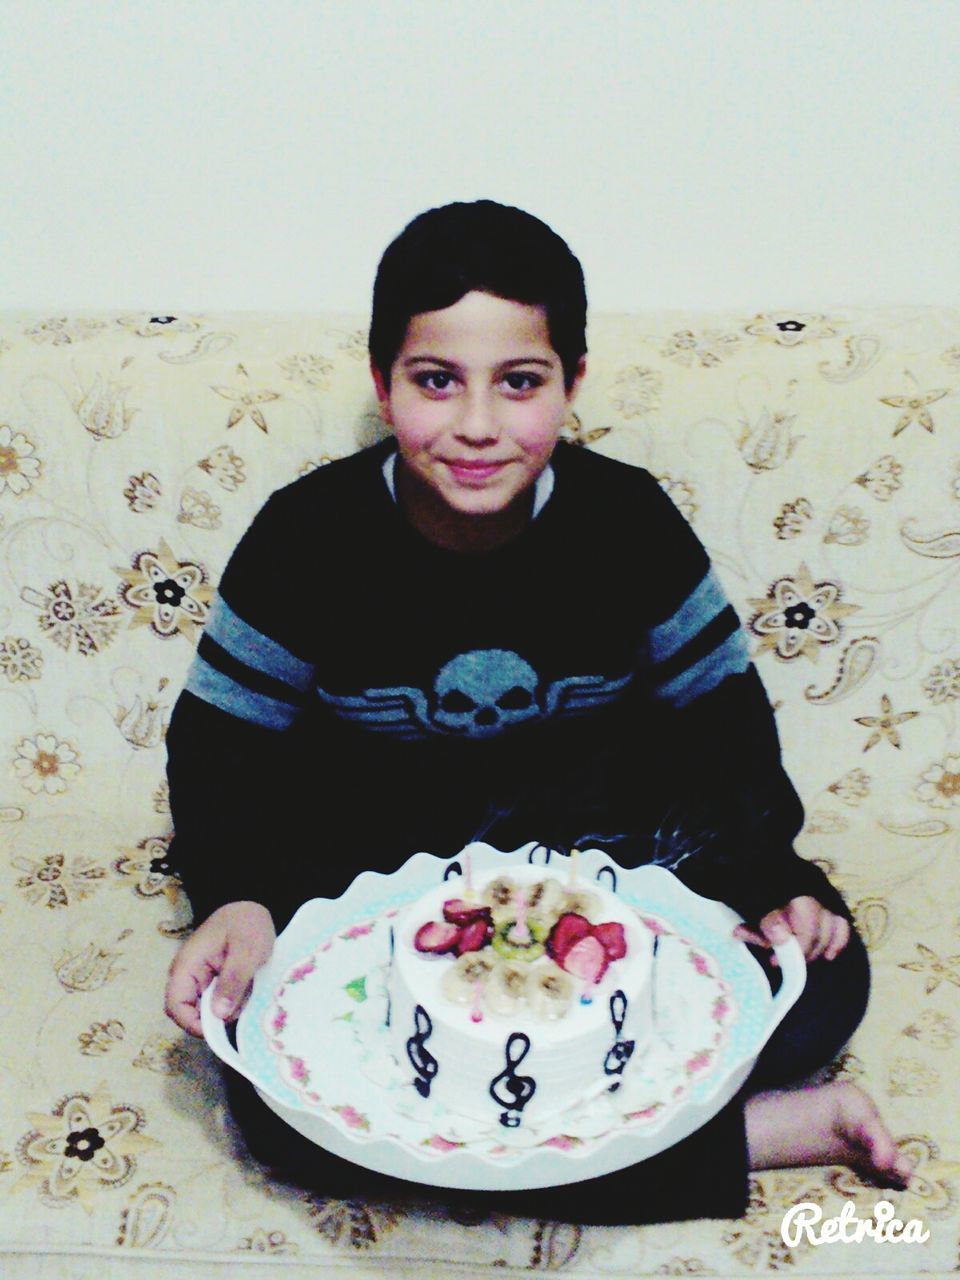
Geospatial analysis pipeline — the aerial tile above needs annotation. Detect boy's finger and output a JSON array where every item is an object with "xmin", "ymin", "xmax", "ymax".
[
  {"xmin": 759, "ymin": 910, "xmax": 791, "ymax": 946},
  {"xmin": 822, "ymin": 914, "xmax": 851, "ymax": 961},
  {"xmin": 732, "ymin": 923, "xmax": 770, "ymax": 948},
  {"xmin": 804, "ymin": 915, "xmax": 830, "ymax": 962},
  {"xmin": 165, "ymin": 954, "xmax": 208, "ymax": 1036},
  {"xmin": 176, "ymin": 1000, "xmax": 204, "ymax": 1038},
  {"xmin": 782, "ymin": 901, "xmax": 820, "ymax": 955},
  {"xmin": 211, "ymin": 937, "xmax": 263, "ymax": 1018},
  {"xmin": 212, "ymin": 969, "xmax": 251, "ymax": 1020},
  {"xmin": 164, "ymin": 980, "xmax": 204, "ymax": 1037}
]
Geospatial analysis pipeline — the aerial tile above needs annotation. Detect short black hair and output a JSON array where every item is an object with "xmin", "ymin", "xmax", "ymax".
[{"xmin": 369, "ymin": 200, "xmax": 587, "ymax": 389}]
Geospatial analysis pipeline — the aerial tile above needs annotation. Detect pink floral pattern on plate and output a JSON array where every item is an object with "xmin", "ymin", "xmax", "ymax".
[{"xmin": 260, "ymin": 905, "xmax": 737, "ymax": 1155}]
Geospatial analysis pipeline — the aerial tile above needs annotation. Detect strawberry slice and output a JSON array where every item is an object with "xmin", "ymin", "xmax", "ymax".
[
  {"xmin": 592, "ymin": 921, "xmax": 627, "ymax": 961},
  {"xmin": 560, "ymin": 934, "xmax": 609, "ymax": 984},
  {"xmin": 414, "ymin": 921, "xmax": 461, "ymax": 954},
  {"xmin": 443, "ymin": 898, "xmax": 493, "ymax": 928},
  {"xmin": 547, "ymin": 912, "xmax": 592, "ymax": 964},
  {"xmin": 456, "ymin": 917, "xmax": 493, "ymax": 955}
]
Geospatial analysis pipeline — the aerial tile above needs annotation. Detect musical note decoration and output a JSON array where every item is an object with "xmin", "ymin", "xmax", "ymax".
[
  {"xmin": 528, "ymin": 842, "xmax": 553, "ymax": 866},
  {"xmin": 406, "ymin": 1004, "xmax": 438, "ymax": 1098},
  {"xmin": 385, "ymin": 926, "xmax": 395, "ymax": 1029},
  {"xmin": 596, "ymin": 864, "xmax": 618, "ymax": 893},
  {"xmin": 603, "ymin": 990, "xmax": 635, "ymax": 1090},
  {"xmin": 489, "ymin": 1032, "xmax": 537, "ymax": 1127}
]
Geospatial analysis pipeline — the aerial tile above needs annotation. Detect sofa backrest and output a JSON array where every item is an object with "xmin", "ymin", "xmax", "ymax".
[{"xmin": 2, "ymin": 307, "xmax": 958, "ymax": 861}]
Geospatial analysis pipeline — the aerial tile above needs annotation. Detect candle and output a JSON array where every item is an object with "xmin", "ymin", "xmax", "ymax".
[
  {"xmin": 510, "ymin": 889, "xmax": 530, "ymax": 944},
  {"xmin": 470, "ymin": 979, "xmax": 484, "ymax": 1023},
  {"xmin": 464, "ymin": 850, "xmax": 474, "ymax": 900},
  {"xmin": 569, "ymin": 848, "xmax": 579, "ymax": 886}
]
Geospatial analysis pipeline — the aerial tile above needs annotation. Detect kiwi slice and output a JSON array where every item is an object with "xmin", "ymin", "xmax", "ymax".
[{"xmin": 491, "ymin": 916, "xmax": 548, "ymax": 962}]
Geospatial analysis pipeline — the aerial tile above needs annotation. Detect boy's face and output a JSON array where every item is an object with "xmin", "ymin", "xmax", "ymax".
[{"xmin": 372, "ymin": 291, "xmax": 585, "ymax": 551}]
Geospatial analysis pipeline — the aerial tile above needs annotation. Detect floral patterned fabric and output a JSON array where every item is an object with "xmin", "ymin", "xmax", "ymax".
[{"xmin": 1, "ymin": 308, "xmax": 958, "ymax": 1278}]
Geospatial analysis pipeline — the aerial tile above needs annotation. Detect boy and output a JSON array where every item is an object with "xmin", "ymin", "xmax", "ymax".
[{"xmin": 165, "ymin": 201, "xmax": 909, "ymax": 1220}]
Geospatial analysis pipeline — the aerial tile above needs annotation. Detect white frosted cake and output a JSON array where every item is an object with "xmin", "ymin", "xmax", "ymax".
[{"xmin": 387, "ymin": 861, "xmax": 652, "ymax": 1130}]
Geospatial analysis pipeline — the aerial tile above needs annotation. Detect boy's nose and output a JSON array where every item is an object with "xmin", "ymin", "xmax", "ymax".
[{"xmin": 456, "ymin": 390, "xmax": 500, "ymax": 442}]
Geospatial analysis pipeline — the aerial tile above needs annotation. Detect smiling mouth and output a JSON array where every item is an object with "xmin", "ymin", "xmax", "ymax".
[{"xmin": 444, "ymin": 459, "xmax": 510, "ymax": 482}]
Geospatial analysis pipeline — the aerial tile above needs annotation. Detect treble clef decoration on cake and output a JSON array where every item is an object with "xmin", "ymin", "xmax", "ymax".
[
  {"xmin": 384, "ymin": 926, "xmax": 395, "ymax": 1029},
  {"xmin": 603, "ymin": 990, "xmax": 635, "ymax": 1090},
  {"xmin": 406, "ymin": 1004, "xmax": 438, "ymax": 1098},
  {"xmin": 489, "ymin": 1032, "xmax": 537, "ymax": 1127}
]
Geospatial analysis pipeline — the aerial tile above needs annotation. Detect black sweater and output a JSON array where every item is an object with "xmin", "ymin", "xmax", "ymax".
[{"xmin": 167, "ymin": 440, "xmax": 835, "ymax": 929}]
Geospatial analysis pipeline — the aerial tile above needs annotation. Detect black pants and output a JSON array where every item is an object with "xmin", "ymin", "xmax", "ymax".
[{"xmin": 222, "ymin": 915, "xmax": 870, "ymax": 1225}]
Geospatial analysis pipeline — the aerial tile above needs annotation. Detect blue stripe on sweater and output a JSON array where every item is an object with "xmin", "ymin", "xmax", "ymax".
[
  {"xmin": 185, "ymin": 654, "xmax": 301, "ymax": 729},
  {"xmin": 652, "ymin": 628, "xmax": 750, "ymax": 707},
  {"xmin": 647, "ymin": 568, "xmax": 729, "ymax": 663},
  {"xmin": 205, "ymin": 595, "xmax": 314, "ymax": 693}
]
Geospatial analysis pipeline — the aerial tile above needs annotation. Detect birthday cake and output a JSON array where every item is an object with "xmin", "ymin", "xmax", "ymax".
[{"xmin": 387, "ymin": 860, "xmax": 653, "ymax": 1130}]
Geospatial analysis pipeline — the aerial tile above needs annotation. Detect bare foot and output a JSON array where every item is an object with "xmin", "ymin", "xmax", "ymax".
[{"xmin": 745, "ymin": 1081, "xmax": 912, "ymax": 1188}]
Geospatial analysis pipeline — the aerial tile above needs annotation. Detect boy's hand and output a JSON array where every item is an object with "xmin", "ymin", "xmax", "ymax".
[
  {"xmin": 733, "ymin": 895, "xmax": 850, "ymax": 966},
  {"xmin": 165, "ymin": 901, "xmax": 275, "ymax": 1037}
]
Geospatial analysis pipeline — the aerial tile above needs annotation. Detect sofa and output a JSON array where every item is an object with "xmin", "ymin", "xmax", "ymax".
[{"xmin": 1, "ymin": 306, "xmax": 958, "ymax": 1279}]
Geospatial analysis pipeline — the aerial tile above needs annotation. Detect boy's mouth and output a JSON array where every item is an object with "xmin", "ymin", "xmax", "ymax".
[{"xmin": 445, "ymin": 459, "xmax": 509, "ymax": 484}]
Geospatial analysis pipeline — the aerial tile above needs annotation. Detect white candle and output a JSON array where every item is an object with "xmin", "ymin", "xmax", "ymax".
[{"xmin": 464, "ymin": 850, "xmax": 474, "ymax": 899}]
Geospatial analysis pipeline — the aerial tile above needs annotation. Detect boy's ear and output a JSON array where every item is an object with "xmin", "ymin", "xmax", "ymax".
[
  {"xmin": 567, "ymin": 355, "xmax": 587, "ymax": 402},
  {"xmin": 370, "ymin": 360, "xmax": 392, "ymax": 424}
]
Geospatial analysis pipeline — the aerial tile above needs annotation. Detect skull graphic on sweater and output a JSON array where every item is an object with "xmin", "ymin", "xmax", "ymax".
[{"xmin": 315, "ymin": 648, "xmax": 633, "ymax": 740}]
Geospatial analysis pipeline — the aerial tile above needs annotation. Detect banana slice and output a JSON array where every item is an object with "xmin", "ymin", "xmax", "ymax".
[
  {"xmin": 485, "ymin": 961, "xmax": 529, "ymax": 1016},
  {"xmin": 483, "ymin": 875, "xmax": 518, "ymax": 923},
  {"xmin": 525, "ymin": 876, "xmax": 565, "ymax": 923},
  {"xmin": 528, "ymin": 964, "xmax": 574, "ymax": 1020},
  {"xmin": 561, "ymin": 887, "xmax": 602, "ymax": 921},
  {"xmin": 441, "ymin": 951, "xmax": 496, "ymax": 1005}
]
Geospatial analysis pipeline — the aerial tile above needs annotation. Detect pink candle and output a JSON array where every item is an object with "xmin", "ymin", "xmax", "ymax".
[{"xmin": 470, "ymin": 978, "xmax": 484, "ymax": 1023}]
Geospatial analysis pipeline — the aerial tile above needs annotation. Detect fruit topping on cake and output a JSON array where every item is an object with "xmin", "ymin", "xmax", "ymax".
[
  {"xmin": 561, "ymin": 934, "xmax": 610, "ymax": 985},
  {"xmin": 410, "ymin": 875, "xmax": 629, "ymax": 1017},
  {"xmin": 457, "ymin": 916, "xmax": 494, "ymax": 954},
  {"xmin": 547, "ymin": 913, "xmax": 627, "ymax": 986},
  {"xmin": 441, "ymin": 951, "xmax": 497, "ymax": 1003},
  {"xmin": 592, "ymin": 920, "xmax": 627, "ymax": 960},
  {"xmin": 413, "ymin": 921, "xmax": 462, "ymax": 955},
  {"xmin": 414, "ymin": 903, "xmax": 494, "ymax": 956},
  {"xmin": 442, "ymin": 898, "xmax": 492, "ymax": 928},
  {"xmin": 491, "ymin": 916, "xmax": 548, "ymax": 962},
  {"xmin": 560, "ymin": 886, "xmax": 601, "ymax": 919},
  {"xmin": 483, "ymin": 876, "xmax": 517, "ymax": 919},
  {"xmin": 486, "ymin": 961, "xmax": 530, "ymax": 1015},
  {"xmin": 545, "ymin": 911, "xmax": 591, "ymax": 961},
  {"xmin": 528, "ymin": 967, "xmax": 574, "ymax": 1019},
  {"xmin": 523, "ymin": 876, "xmax": 565, "ymax": 918}
]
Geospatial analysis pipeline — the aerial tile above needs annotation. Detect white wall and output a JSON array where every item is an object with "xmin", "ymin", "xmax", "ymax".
[{"xmin": 3, "ymin": 0, "xmax": 959, "ymax": 313}]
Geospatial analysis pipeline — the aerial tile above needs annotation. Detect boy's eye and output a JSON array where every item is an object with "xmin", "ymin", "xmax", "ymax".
[
  {"xmin": 502, "ymin": 371, "xmax": 543, "ymax": 393},
  {"xmin": 414, "ymin": 370, "xmax": 456, "ymax": 393}
]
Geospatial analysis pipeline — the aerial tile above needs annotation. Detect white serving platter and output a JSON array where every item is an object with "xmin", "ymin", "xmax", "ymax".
[{"xmin": 202, "ymin": 842, "xmax": 805, "ymax": 1191}]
